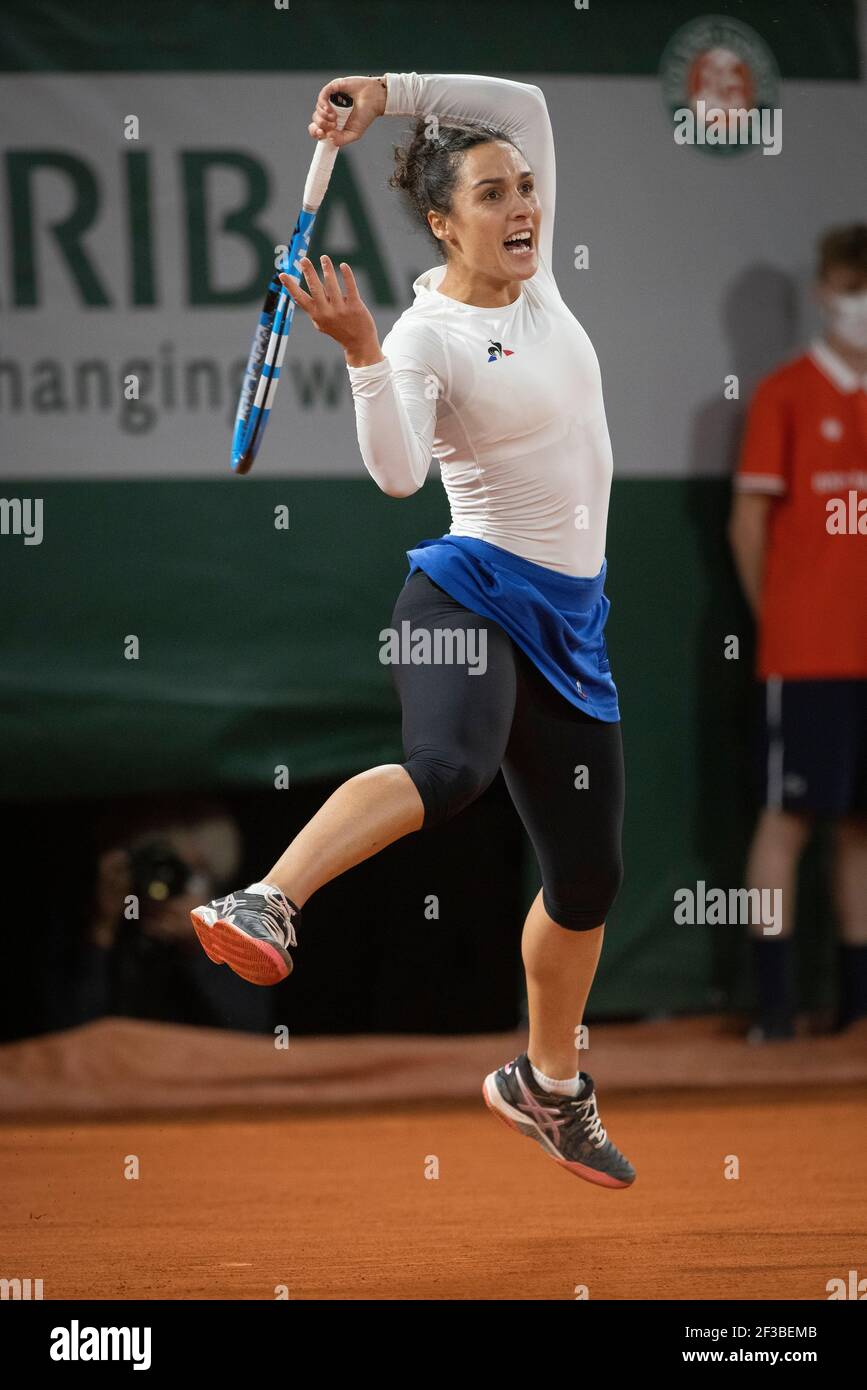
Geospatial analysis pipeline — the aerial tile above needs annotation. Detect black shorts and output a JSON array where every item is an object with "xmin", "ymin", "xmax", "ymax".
[
  {"xmin": 756, "ymin": 678, "xmax": 867, "ymax": 816},
  {"xmin": 388, "ymin": 571, "xmax": 626, "ymax": 931}
]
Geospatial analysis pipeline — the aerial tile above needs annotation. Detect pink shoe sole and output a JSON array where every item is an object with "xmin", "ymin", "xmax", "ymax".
[{"xmin": 190, "ymin": 910, "xmax": 292, "ymax": 986}]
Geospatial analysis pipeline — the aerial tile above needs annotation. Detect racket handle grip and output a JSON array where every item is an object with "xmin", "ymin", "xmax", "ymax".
[{"xmin": 302, "ymin": 92, "xmax": 353, "ymax": 209}]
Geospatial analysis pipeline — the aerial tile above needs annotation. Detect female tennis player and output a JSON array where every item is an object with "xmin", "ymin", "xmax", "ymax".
[{"xmin": 192, "ymin": 72, "xmax": 634, "ymax": 1189}]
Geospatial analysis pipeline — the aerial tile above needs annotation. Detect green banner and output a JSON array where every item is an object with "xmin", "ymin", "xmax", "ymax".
[{"xmin": 0, "ymin": 0, "xmax": 860, "ymax": 78}]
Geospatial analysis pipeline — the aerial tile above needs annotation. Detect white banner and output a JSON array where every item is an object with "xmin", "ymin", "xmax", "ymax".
[{"xmin": 1, "ymin": 72, "xmax": 865, "ymax": 478}]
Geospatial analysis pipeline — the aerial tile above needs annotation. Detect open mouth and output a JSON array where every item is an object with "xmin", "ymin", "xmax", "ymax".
[{"xmin": 503, "ymin": 230, "xmax": 534, "ymax": 255}]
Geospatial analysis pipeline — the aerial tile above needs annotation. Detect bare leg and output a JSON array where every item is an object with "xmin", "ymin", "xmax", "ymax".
[
  {"xmin": 832, "ymin": 815, "xmax": 867, "ymax": 944},
  {"xmin": 744, "ymin": 808, "xmax": 813, "ymax": 939},
  {"xmin": 522, "ymin": 888, "xmax": 604, "ymax": 1079},
  {"xmin": 264, "ymin": 763, "xmax": 424, "ymax": 908}
]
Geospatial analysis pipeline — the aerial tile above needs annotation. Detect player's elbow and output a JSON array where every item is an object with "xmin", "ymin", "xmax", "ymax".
[
  {"xmin": 521, "ymin": 83, "xmax": 550, "ymax": 122},
  {"xmin": 375, "ymin": 448, "xmax": 430, "ymax": 498},
  {"xmin": 379, "ymin": 476, "xmax": 422, "ymax": 500}
]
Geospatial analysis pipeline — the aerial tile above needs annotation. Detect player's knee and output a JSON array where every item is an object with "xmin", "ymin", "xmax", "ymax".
[
  {"xmin": 543, "ymin": 850, "xmax": 624, "ymax": 932},
  {"xmin": 403, "ymin": 754, "xmax": 497, "ymax": 830}
]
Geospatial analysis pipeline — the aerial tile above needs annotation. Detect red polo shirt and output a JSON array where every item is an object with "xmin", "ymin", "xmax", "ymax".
[{"xmin": 735, "ymin": 340, "xmax": 867, "ymax": 679}]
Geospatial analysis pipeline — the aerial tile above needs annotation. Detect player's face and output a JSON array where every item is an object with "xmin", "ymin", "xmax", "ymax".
[{"xmin": 433, "ymin": 141, "xmax": 541, "ymax": 282}]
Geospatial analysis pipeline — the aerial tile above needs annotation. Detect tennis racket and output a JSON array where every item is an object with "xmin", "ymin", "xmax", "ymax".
[{"xmin": 231, "ymin": 91, "xmax": 354, "ymax": 474}]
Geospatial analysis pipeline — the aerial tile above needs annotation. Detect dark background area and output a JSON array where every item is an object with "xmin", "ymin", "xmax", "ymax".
[{"xmin": 3, "ymin": 775, "xmax": 528, "ymax": 1043}]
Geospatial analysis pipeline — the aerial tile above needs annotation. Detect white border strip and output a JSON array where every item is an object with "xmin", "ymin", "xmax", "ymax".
[{"xmin": 735, "ymin": 474, "xmax": 786, "ymax": 495}]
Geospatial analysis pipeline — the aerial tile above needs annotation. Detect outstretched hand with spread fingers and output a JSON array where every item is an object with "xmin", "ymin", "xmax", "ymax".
[{"xmin": 279, "ymin": 255, "xmax": 381, "ymax": 363}]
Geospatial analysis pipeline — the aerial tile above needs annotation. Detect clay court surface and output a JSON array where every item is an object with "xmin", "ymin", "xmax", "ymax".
[{"xmin": 2, "ymin": 1018, "xmax": 865, "ymax": 1300}]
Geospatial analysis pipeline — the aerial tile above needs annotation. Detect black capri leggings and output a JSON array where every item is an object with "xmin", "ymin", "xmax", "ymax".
[{"xmin": 389, "ymin": 570, "xmax": 625, "ymax": 931}]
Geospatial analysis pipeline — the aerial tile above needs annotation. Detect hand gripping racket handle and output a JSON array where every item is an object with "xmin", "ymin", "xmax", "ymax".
[{"xmin": 303, "ymin": 92, "xmax": 353, "ymax": 208}]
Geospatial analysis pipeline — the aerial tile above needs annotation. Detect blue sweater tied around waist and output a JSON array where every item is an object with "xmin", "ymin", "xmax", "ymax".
[{"xmin": 404, "ymin": 534, "xmax": 620, "ymax": 722}]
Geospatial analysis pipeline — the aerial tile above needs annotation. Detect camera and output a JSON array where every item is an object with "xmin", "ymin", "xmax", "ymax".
[{"xmin": 128, "ymin": 839, "xmax": 192, "ymax": 905}]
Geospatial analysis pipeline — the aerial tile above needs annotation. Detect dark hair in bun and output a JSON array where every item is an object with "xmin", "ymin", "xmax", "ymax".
[{"xmin": 389, "ymin": 117, "xmax": 516, "ymax": 260}]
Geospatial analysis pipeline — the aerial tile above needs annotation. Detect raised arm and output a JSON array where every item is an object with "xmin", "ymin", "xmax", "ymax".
[
  {"xmin": 383, "ymin": 72, "xmax": 557, "ymax": 271},
  {"xmin": 294, "ymin": 73, "xmax": 558, "ymax": 496}
]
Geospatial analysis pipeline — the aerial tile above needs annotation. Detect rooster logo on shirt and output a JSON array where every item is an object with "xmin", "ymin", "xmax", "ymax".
[{"xmin": 487, "ymin": 340, "xmax": 515, "ymax": 363}]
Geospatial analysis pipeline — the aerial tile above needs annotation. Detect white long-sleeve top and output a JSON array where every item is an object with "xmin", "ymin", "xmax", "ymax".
[{"xmin": 346, "ymin": 72, "xmax": 614, "ymax": 576}]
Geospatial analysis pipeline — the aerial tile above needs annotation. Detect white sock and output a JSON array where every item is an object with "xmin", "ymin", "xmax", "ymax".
[
  {"xmin": 244, "ymin": 882, "xmax": 299, "ymax": 912},
  {"xmin": 530, "ymin": 1063, "xmax": 584, "ymax": 1097}
]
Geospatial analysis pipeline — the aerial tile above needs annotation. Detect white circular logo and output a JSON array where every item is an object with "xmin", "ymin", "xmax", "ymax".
[
  {"xmin": 660, "ymin": 14, "xmax": 780, "ymax": 157},
  {"xmin": 820, "ymin": 417, "xmax": 843, "ymax": 441}
]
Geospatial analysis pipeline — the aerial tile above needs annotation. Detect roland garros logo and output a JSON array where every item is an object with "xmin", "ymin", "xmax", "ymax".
[{"xmin": 660, "ymin": 14, "xmax": 782, "ymax": 155}]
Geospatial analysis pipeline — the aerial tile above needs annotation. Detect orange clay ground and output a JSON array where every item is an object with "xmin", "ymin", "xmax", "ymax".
[{"xmin": 2, "ymin": 1084, "xmax": 865, "ymax": 1300}]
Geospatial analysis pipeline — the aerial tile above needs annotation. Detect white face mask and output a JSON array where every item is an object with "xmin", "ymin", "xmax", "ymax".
[{"xmin": 823, "ymin": 288, "xmax": 867, "ymax": 351}]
